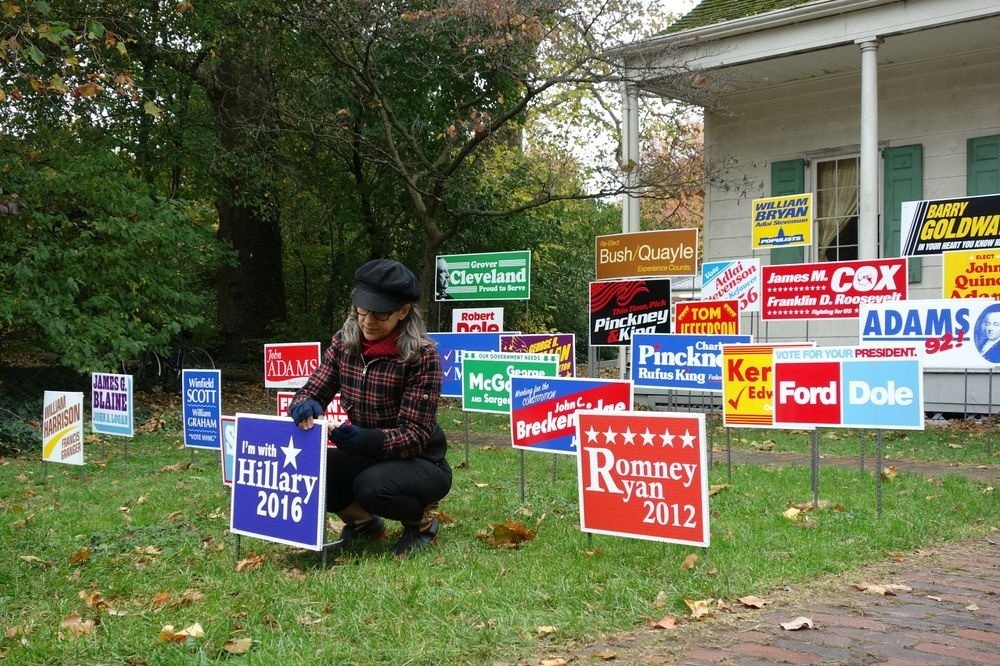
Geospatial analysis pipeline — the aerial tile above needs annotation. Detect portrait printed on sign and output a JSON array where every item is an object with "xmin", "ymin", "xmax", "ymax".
[{"xmin": 975, "ymin": 303, "xmax": 1000, "ymax": 363}]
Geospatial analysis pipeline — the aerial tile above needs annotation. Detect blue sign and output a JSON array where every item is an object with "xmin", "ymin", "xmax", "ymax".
[
  {"xmin": 631, "ymin": 334, "xmax": 752, "ymax": 392},
  {"xmin": 230, "ymin": 414, "xmax": 327, "ymax": 550},
  {"xmin": 429, "ymin": 331, "xmax": 506, "ymax": 397},
  {"xmin": 840, "ymin": 359, "xmax": 923, "ymax": 428},
  {"xmin": 220, "ymin": 415, "xmax": 236, "ymax": 486},
  {"xmin": 182, "ymin": 369, "xmax": 221, "ymax": 449}
]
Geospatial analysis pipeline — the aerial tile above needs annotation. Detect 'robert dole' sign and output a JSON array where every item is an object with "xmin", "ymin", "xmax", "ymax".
[
  {"xmin": 772, "ymin": 346, "xmax": 924, "ymax": 430},
  {"xmin": 575, "ymin": 410, "xmax": 708, "ymax": 547}
]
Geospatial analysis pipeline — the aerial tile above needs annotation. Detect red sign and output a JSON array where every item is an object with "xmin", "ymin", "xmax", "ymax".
[
  {"xmin": 264, "ymin": 342, "xmax": 321, "ymax": 388},
  {"xmin": 773, "ymin": 361, "xmax": 841, "ymax": 425},
  {"xmin": 277, "ymin": 392, "xmax": 348, "ymax": 448},
  {"xmin": 575, "ymin": 410, "xmax": 708, "ymax": 547},
  {"xmin": 674, "ymin": 299, "xmax": 739, "ymax": 335},
  {"xmin": 761, "ymin": 258, "xmax": 907, "ymax": 321}
]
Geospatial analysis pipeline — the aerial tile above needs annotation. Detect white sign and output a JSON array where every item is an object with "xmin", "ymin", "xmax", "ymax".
[
  {"xmin": 452, "ymin": 307, "xmax": 504, "ymax": 333},
  {"xmin": 43, "ymin": 391, "xmax": 84, "ymax": 465}
]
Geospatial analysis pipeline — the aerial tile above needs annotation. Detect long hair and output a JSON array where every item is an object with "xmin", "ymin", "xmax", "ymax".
[{"xmin": 341, "ymin": 295, "xmax": 434, "ymax": 363}]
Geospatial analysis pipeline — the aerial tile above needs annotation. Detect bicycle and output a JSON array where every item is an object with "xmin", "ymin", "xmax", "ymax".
[{"xmin": 120, "ymin": 340, "xmax": 215, "ymax": 389}]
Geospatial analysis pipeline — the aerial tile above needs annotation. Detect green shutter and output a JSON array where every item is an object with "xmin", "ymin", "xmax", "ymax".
[
  {"xmin": 883, "ymin": 145, "xmax": 923, "ymax": 283},
  {"xmin": 769, "ymin": 159, "xmax": 805, "ymax": 265},
  {"xmin": 968, "ymin": 135, "xmax": 1000, "ymax": 195}
]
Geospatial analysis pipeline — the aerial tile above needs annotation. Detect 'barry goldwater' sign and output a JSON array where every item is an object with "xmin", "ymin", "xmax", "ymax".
[
  {"xmin": 901, "ymin": 193, "xmax": 1000, "ymax": 256},
  {"xmin": 509, "ymin": 376, "xmax": 633, "ymax": 455},
  {"xmin": 229, "ymin": 414, "xmax": 328, "ymax": 550},
  {"xmin": 575, "ymin": 410, "xmax": 709, "ymax": 547},
  {"xmin": 772, "ymin": 346, "xmax": 924, "ymax": 430},
  {"xmin": 461, "ymin": 351, "xmax": 558, "ymax": 414}
]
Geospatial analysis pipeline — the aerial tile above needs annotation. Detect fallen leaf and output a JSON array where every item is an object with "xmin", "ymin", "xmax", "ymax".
[
  {"xmin": 68, "ymin": 548, "xmax": 92, "ymax": 565},
  {"xmin": 681, "ymin": 553, "xmax": 699, "ymax": 570},
  {"xmin": 536, "ymin": 625, "xmax": 557, "ymax": 636},
  {"xmin": 176, "ymin": 623, "xmax": 204, "ymax": 639},
  {"xmin": 178, "ymin": 589, "xmax": 205, "ymax": 605},
  {"xmin": 151, "ymin": 591, "xmax": 172, "ymax": 609},
  {"xmin": 18, "ymin": 555, "xmax": 54, "ymax": 568},
  {"xmin": 684, "ymin": 598, "xmax": 712, "ymax": 619},
  {"xmin": 595, "ymin": 648, "xmax": 617, "ymax": 661},
  {"xmin": 738, "ymin": 595, "xmax": 770, "ymax": 608},
  {"xmin": 134, "ymin": 545, "xmax": 163, "ymax": 556},
  {"xmin": 648, "ymin": 615, "xmax": 678, "ymax": 629},
  {"xmin": 782, "ymin": 507, "xmax": 802, "ymax": 521},
  {"xmin": 223, "ymin": 637, "xmax": 253, "ymax": 654},
  {"xmin": 881, "ymin": 466, "xmax": 897, "ymax": 481},
  {"xmin": 780, "ymin": 616, "xmax": 814, "ymax": 630},
  {"xmin": 60, "ymin": 613, "xmax": 96, "ymax": 637},
  {"xmin": 477, "ymin": 520, "xmax": 537, "ymax": 548},
  {"xmin": 852, "ymin": 582, "xmax": 913, "ymax": 596},
  {"xmin": 236, "ymin": 552, "xmax": 266, "ymax": 572},
  {"xmin": 78, "ymin": 590, "xmax": 104, "ymax": 609},
  {"xmin": 926, "ymin": 595, "xmax": 942, "ymax": 601},
  {"xmin": 708, "ymin": 484, "xmax": 730, "ymax": 496},
  {"xmin": 966, "ymin": 603, "xmax": 980, "ymax": 611},
  {"xmin": 653, "ymin": 591, "xmax": 669, "ymax": 608},
  {"xmin": 160, "ymin": 461, "xmax": 191, "ymax": 472},
  {"xmin": 538, "ymin": 659, "xmax": 568, "ymax": 666}
]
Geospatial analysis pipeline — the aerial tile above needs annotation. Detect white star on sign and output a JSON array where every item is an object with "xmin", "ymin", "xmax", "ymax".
[
  {"xmin": 680, "ymin": 429, "xmax": 696, "ymax": 448},
  {"xmin": 603, "ymin": 426, "xmax": 618, "ymax": 445},
  {"xmin": 585, "ymin": 426, "xmax": 600, "ymax": 442},
  {"xmin": 641, "ymin": 428, "xmax": 656, "ymax": 446},
  {"xmin": 660, "ymin": 429, "xmax": 676, "ymax": 447},
  {"xmin": 281, "ymin": 435, "xmax": 301, "ymax": 469},
  {"xmin": 622, "ymin": 427, "xmax": 637, "ymax": 445}
]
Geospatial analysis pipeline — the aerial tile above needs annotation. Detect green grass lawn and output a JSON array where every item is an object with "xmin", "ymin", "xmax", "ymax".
[{"xmin": 1, "ymin": 389, "xmax": 996, "ymax": 665}]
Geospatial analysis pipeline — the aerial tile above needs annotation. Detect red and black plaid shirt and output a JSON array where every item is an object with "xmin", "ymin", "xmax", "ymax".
[{"xmin": 290, "ymin": 332, "xmax": 442, "ymax": 460}]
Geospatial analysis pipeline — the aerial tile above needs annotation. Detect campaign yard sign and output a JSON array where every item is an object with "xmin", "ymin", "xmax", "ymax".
[
  {"xmin": 722, "ymin": 343, "xmax": 815, "ymax": 429},
  {"xmin": 594, "ymin": 229, "xmax": 698, "ymax": 279},
  {"xmin": 589, "ymin": 279, "xmax": 672, "ymax": 346},
  {"xmin": 220, "ymin": 415, "xmax": 236, "ymax": 486},
  {"xmin": 277, "ymin": 391, "xmax": 348, "ymax": 426},
  {"xmin": 942, "ymin": 249, "xmax": 1000, "ymax": 300},
  {"xmin": 631, "ymin": 333, "xmax": 752, "ymax": 392},
  {"xmin": 230, "ymin": 414, "xmax": 327, "ymax": 550},
  {"xmin": 702, "ymin": 258, "xmax": 761, "ymax": 313},
  {"xmin": 42, "ymin": 390, "xmax": 84, "ymax": 466},
  {"xmin": 264, "ymin": 342, "xmax": 321, "ymax": 389},
  {"xmin": 453, "ymin": 307, "xmax": 504, "ymax": 332},
  {"xmin": 428, "ymin": 331, "xmax": 507, "ymax": 397},
  {"xmin": 575, "ymin": 410, "xmax": 709, "ymax": 547},
  {"xmin": 435, "ymin": 251, "xmax": 530, "ymax": 301},
  {"xmin": 509, "ymin": 376, "xmax": 633, "ymax": 454},
  {"xmin": 182, "ymin": 369, "xmax": 222, "ymax": 449},
  {"xmin": 461, "ymin": 351, "xmax": 558, "ymax": 414},
  {"xmin": 674, "ymin": 300, "xmax": 739, "ymax": 335},
  {"xmin": 751, "ymin": 193, "xmax": 813, "ymax": 250},
  {"xmin": 500, "ymin": 333, "xmax": 575, "ymax": 377},
  {"xmin": 901, "ymin": 193, "xmax": 1000, "ymax": 256},
  {"xmin": 761, "ymin": 258, "xmax": 907, "ymax": 321},
  {"xmin": 91, "ymin": 372, "xmax": 134, "ymax": 437},
  {"xmin": 772, "ymin": 346, "xmax": 924, "ymax": 430},
  {"xmin": 859, "ymin": 298, "xmax": 1000, "ymax": 368}
]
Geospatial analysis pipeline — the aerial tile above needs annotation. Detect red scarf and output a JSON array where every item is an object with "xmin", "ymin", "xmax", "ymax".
[{"xmin": 361, "ymin": 329, "xmax": 400, "ymax": 358}]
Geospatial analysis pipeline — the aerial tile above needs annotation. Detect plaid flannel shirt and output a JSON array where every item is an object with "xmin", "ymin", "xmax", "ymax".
[{"xmin": 290, "ymin": 332, "xmax": 442, "ymax": 460}]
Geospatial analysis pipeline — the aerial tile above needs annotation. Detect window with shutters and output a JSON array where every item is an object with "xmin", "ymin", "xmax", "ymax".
[{"xmin": 814, "ymin": 156, "xmax": 859, "ymax": 262}]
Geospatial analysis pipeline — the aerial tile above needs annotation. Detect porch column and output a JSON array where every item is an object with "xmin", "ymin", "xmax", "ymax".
[
  {"xmin": 857, "ymin": 38, "xmax": 881, "ymax": 260},
  {"xmin": 621, "ymin": 81, "xmax": 641, "ymax": 233}
]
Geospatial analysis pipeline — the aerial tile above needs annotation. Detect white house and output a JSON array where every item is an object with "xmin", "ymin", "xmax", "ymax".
[{"xmin": 616, "ymin": 0, "xmax": 1000, "ymax": 414}]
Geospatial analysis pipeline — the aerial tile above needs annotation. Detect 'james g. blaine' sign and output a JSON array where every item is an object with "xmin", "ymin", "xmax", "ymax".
[{"xmin": 575, "ymin": 410, "xmax": 709, "ymax": 547}]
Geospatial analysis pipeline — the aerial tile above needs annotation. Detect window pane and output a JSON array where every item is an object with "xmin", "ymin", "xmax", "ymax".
[{"xmin": 815, "ymin": 157, "xmax": 859, "ymax": 262}]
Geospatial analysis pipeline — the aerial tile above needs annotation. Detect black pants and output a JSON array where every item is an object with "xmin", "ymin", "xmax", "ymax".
[{"xmin": 325, "ymin": 449, "xmax": 452, "ymax": 523}]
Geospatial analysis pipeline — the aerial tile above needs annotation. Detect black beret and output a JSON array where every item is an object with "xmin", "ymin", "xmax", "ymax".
[{"xmin": 352, "ymin": 259, "xmax": 421, "ymax": 312}]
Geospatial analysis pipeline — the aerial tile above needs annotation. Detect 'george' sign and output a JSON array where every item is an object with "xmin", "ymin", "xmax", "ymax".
[{"xmin": 575, "ymin": 410, "xmax": 709, "ymax": 547}]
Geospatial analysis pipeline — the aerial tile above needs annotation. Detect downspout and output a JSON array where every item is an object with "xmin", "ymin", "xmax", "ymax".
[{"xmin": 857, "ymin": 38, "xmax": 881, "ymax": 259}]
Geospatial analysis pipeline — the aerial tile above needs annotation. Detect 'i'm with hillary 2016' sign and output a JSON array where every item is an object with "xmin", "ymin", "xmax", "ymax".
[
  {"xmin": 230, "ymin": 414, "xmax": 327, "ymax": 550},
  {"xmin": 576, "ymin": 410, "xmax": 709, "ymax": 547}
]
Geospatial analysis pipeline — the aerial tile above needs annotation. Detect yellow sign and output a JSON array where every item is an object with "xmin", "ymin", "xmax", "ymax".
[
  {"xmin": 721, "ymin": 342, "xmax": 814, "ymax": 429},
  {"xmin": 942, "ymin": 249, "xmax": 1000, "ymax": 300},
  {"xmin": 751, "ymin": 193, "xmax": 813, "ymax": 250}
]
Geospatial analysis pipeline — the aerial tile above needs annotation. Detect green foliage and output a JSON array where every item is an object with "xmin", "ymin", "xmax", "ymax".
[{"xmin": 0, "ymin": 131, "xmax": 232, "ymax": 372}]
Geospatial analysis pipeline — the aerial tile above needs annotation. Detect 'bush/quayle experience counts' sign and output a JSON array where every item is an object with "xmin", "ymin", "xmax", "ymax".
[
  {"xmin": 575, "ymin": 410, "xmax": 709, "ymax": 547},
  {"xmin": 230, "ymin": 414, "xmax": 328, "ymax": 551}
]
